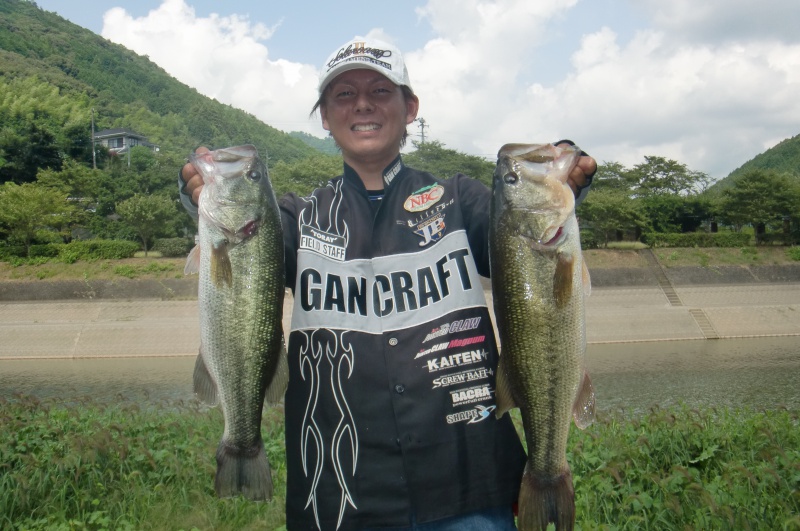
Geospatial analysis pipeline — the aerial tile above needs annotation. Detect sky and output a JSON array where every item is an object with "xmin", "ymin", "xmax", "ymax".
[{"xmin": 34, "ymin": 0, "xmax": 800, "ymax": 181}]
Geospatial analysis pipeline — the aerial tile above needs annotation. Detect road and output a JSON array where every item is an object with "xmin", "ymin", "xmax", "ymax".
[{"xmin": 1, "ymin": 283, "xmax": 799, "ymax": 359}]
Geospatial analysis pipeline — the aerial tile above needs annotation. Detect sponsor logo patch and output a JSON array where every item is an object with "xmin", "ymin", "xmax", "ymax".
[
  {"xmin": 404, "ymin": 184, "xmax": 444, "ymax": 212},
  {"xmin": 414, "ymin": 213, "xmax": 446, "ymax": 247},
  {"xmin": 432, "ymin": 367, "xmax": 492, "ymax": 389},
  {"xmin": 299, "ymin": 225, "xmax": 347, "ymax": 261},
  {"xmin": 446, "ymin": 404, "xmax": 496, "ymax": 425}
]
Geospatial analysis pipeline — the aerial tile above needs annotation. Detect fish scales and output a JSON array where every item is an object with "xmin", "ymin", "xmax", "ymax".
[
  {"xmin": 186, "ymin": 144, "xmax": 287, "ymax": 501},
  {"xmin": 490, "ymin": 143, "xmax": 595, "ymax": 531}
]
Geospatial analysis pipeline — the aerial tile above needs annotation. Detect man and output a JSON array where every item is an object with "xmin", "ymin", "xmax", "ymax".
[{"xmin": 180, "ymin": 37, "xmax": 596, "ymax": 531}]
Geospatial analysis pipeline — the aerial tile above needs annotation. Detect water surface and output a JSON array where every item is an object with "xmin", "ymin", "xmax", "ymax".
[{"xmin": 1, "ymin": 337, "xmax": 797, "ymax": 413}]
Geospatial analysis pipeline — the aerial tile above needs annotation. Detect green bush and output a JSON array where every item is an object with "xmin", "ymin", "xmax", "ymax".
[
  {"xmin": 153, "ymin": 237, "xmax": 192, "ymax": 257},
  {"xmin": 60, "ymin": 240, "xmax": 140, "ymax": 260},
  {"xmin": 580, "ymin": 230, "xmax": 599, "ymax": 250},
  {"xmin": 786, "ymin": 247, "xmax": 800, "ymax": 261},
  {"xmin": 642, "ymin": 232, "xmax": 751, "ymax": 248}
]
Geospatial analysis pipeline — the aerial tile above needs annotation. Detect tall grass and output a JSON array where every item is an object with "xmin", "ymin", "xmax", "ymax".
[{"xmin": 1, "ymin": 396, "xmax": 797, "ymax": 530}]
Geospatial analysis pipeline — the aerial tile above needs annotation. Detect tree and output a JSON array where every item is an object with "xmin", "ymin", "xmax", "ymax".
[
  {"xmin": 115, "ymin": 193, "xmax": 177, "ymax": 256},
  {"xmin": 269, "ymin": 154, "xmax": 343, "ymax": 197},
  {"xmin": 404, "ymin": 141, "xmax": 495, "ymax": 186},
  {"xmin": 577, "ymin": 188, "xmax": 649, "ymax": 247},
  {"xmin": 719, "ymin": 169, "xmax": 800, "ymax": 242},
  {"xmin": 0, "ymin": 182, "xmax": 80, "ymax": 255},
  {"xmin": 628, "ymin": 156, "xmax": 711, "ymax": 197}
]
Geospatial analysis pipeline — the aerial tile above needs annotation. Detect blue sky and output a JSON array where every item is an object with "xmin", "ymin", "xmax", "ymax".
[{"xmin": 34, "ymin": 0, "xmax": 800, "ymax": 180}]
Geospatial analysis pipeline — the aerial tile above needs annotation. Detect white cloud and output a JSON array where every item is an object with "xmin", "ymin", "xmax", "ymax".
[
  {"xmin": 407, "ymin": 0, "xmax": 800, "ymax": 178},
  {"xmin": 101, "ymin": 0, "xmax": 800, "ymax": 180},
  {"xmin": 101, "ymin": 0, "xmax": 320, "ymax": 135}
]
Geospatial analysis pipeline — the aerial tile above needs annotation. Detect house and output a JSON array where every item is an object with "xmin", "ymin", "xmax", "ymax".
[{"xmin": 93, "ymin": 128, "xmax": 159, "ymax": 154}]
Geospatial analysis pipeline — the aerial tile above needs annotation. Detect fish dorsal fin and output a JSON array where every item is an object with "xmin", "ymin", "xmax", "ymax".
[
  {"xmin": 494, "ymin": 354, "xmax": 517, "ymax": 418},
  {"xmin": 193, "ymin": 348, "xmax": 219, "ymax": 406},
  {"xmin": 184, "ymin": 244, "xmax": 201, "ymax": 275},
  {"xmin": 572, "ymin": 370, "xmax": 596, "ymax": 429}
]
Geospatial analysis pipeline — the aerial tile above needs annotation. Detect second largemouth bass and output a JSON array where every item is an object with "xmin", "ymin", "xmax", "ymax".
[{"xmin": 490, "ymin": 143, "xmax": 595, "ymax": 531}]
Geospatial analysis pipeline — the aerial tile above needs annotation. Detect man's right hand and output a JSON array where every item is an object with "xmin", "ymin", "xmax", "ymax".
[{"xmin": 180, "ymin": 146, "xmax": 210, "ymax": 206}]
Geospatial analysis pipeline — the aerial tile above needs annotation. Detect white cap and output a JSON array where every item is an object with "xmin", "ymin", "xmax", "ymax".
[{"xmin": 318, "ymin": 37, "xmax": 413, "ymax": 95}]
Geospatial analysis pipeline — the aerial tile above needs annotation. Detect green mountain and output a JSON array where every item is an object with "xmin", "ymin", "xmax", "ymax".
[
  {"xmin": 728, "ymin": 134, "xmax": 800, "ymax": 179},
  {"xmin": 0, "ymin": 0, "xmax": 322, "ymax": 183},
  {"xmin": 708, "ymin": 134, "xmax": 800, "ymax": 194}
]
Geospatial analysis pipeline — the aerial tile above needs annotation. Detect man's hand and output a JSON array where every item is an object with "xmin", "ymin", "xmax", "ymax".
[
  {"xmin": 180, "ymin": 147, "xmax": 210, "ymax": 206},
  {"xmin": 556, "ymin": 142, "xmax": 597, "ymax": 196}
]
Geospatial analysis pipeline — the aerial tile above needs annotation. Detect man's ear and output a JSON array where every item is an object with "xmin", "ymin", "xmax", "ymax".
[
  {"xmin": 405, "ymin": 95, "xmax": 420, "ymax": 125},
  {"xmin": 320, "ymin": 105, "xmax": 330, "ymax": 132}
]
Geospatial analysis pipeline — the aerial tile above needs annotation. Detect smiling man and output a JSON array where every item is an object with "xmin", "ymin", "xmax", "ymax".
[{"xmin": 180, "ymin": 37, "xmax": 597, "ymax": 530}]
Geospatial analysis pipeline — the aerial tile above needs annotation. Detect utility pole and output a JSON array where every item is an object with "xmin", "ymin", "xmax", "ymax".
[
  {"xmin": 91, "ymin": 108, "xmax": 96, "ymax": 169},
  {"xmin": 415, "ymin": 117, "xmax": 427, "ymax": 144}
]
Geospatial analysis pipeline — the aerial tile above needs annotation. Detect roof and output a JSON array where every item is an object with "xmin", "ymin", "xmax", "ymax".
[{"xmin": 93, "ymin": 128, "xmax": 148, "ymax": 139}]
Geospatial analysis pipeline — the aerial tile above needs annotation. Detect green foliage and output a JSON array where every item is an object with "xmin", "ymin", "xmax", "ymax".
[
  {"xmin": 570, "ymin": 405, "xmax": 800, "ymax": 530},
  {"xmin": 0, "ymin": 395, "xmax": 287, "ymax": 530},
  {"xmin": 0, "ymin": 182, "xmax": 80, "ymax": 254},
  {"xmin": 0, "ymin": 239, "xmax": 140, "ymax": 264},
  {"xmin": 641, "ymin": 232, "xmax": 752, "ymax": 248},
  {"xmin": 115, "ymin": 194, "xmax": 177, "ymax": 255},
  {"xmin": 289, "ymin": 130, "xmax": 339, "ymax": 155},
  {"xmin": 577, "ymin": 188, "xmax": 649, "ymax": 247},
  {"xmin": 62, "ymin": 239, "xmax": 140, "ymax": 260},
  {"xmin": 627, "ymin": 155, "xmax": 712, "ymax": 197},
  {"xmin": 2, "ymin": 396, "xmax": 797, "ymax": 530},
  {"xmin": 269, "ymin": 153, "xmax": 342, "ymax": 197},
  {"xmin": 786, "ymin": 247, "xmax": 800, "ymax": 261},
  {"xmin": 723, "ymin": 133, "xmax": 800, "ymax": 185},
  {"xmin": 153, "ymin": 237, "xmax": 192, "ymax": 258},
  {"xmin": 719, "ymin": 169, "xmax": 800, "ymax": 230},
  {"xmin": 403, "ymin": 140, "xmax": 495, "ymax": 187}
]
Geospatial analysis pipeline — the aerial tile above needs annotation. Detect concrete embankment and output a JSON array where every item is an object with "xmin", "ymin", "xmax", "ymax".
[{"xmin": 1, "ymin": 257, "xmax": 799, "ymax": 359}]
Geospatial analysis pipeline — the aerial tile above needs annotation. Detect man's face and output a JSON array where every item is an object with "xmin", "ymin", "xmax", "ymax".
[{"xmin": 320, "ymin": 69, "xmax": 419, "ymax": 168}]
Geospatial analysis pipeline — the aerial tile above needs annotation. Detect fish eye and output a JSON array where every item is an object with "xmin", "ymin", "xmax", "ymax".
[
  {"xmin": 247, "ymin": 170, "xmax": 262, "ymax": 182},
  {"xmin": 503, "ymin": 172, "xmax": 518, "ymax": 184}
]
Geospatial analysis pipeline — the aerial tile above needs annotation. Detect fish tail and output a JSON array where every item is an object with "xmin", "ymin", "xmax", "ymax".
[
  {"xmin": 215, "ymin": 439, "xmax": 273, "ymax": 501},
  {"xmin": 517, "ymin": 466, "xmax": 575, "ymax": 531}
]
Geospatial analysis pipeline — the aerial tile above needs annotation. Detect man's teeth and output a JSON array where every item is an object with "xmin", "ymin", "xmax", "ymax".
[{"xmin": 353, "ymin": 124, "xmax": 380, "ymax": 131}]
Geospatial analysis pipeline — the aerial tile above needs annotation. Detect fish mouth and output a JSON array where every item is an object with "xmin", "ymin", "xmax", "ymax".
[{"xmin": 541, "ymin": 226, "xmax": 564, "ymax": 246}]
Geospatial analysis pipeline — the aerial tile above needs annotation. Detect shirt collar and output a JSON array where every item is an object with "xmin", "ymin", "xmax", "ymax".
[{"xmin": 343, "ymin": 155, "xmax": 406, "ymax": 191}]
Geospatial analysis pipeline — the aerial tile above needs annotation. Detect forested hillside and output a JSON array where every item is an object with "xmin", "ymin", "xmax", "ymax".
[
  {"xmin": 725, "ymin": 134, "xmax": 800, "ymax": 182},
  {"xmin": 0, "ymin": 0, "xmax": 318, "ymax": 185}
]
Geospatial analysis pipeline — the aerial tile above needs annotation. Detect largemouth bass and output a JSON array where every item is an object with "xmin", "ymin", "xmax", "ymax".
[
  {"xmin": 185, "ymin": 144, "xmax": 287, "ymax": 500},
  {"xmin": 490, "ymin": 143, "xmax": 595, "ymax": 531}
]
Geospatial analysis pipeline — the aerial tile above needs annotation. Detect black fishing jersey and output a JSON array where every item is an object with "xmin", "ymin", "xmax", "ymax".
[{"xmin": 279, "ymin": 156, "xmax": 526, "ymax": 531}]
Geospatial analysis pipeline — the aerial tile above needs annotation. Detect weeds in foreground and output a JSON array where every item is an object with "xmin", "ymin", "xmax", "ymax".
[{"xmin": 1, "ymin": 397, "xmax": 798, "ymax": 530}]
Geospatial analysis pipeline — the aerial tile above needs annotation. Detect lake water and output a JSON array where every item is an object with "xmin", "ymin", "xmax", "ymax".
[{"xmin": 0, "ymin": 337, "xmax": 797, "ymax": 414}]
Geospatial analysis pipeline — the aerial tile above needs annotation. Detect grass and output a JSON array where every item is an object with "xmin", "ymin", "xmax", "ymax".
[
  {"xmin": 0, "ymin": 257, "xmax": 187, "ymax": 282},
  {"xmin": 1, "ymin": 396, "xmax": 797, "ymax": 530},
  {"xmin": 0, "ymin": 246, "xmax": 797, "ymax": 281}
]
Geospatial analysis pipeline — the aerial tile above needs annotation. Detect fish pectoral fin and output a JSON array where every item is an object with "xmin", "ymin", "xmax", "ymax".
[
  {"xmin": 553, "ymin": 253, "xmax": 575, "ymax": 309},
  {"xmin": 572, "ymin": 370, "xmax": 596, "ymax": 429},
  {"xmin": 582, "ymin": 258, "xmax": 592, "ymax": 298},
  {"xmin": 210, "ymin": 243, "xmax": 233, "ymax": 287},
  {"xmin": 494, "ymin": 355, "xmax": 517, "ymax": 418},
  {"xmin": 264, "ymin": 337, "xmax": 289, "ymax": 405},
  {"xmin": 193, "ymin": 350, "xmax": 219, "ymax": 406},
  {"xmin": 184, "ymin": 244, "xmax": 201, "ymax": 275}
]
